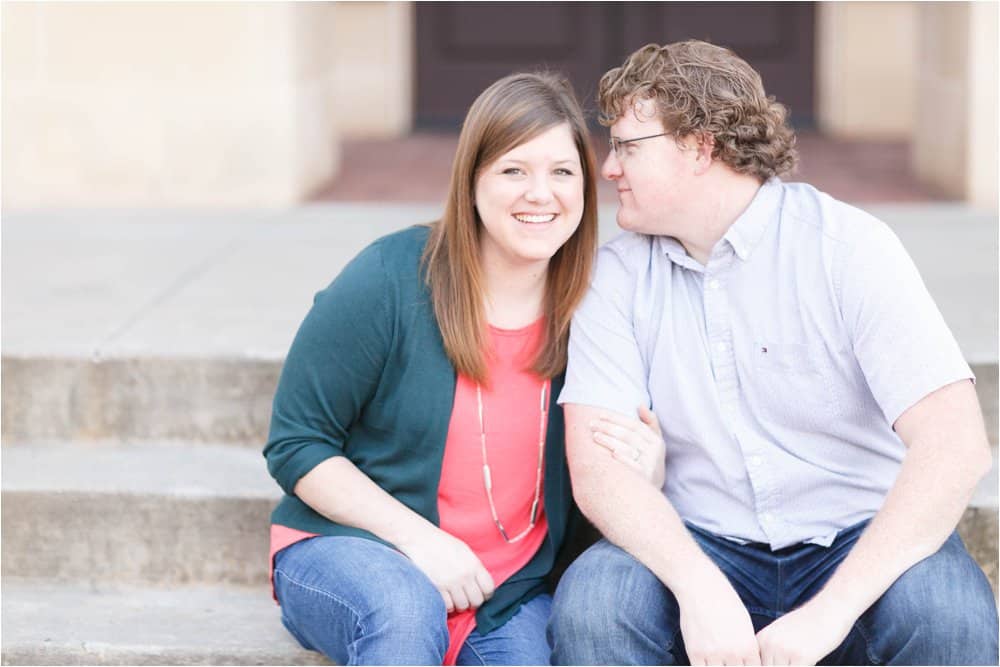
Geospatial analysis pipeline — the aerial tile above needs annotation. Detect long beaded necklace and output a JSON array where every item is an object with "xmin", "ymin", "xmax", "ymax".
[{"xmin": 475, "ymin": 379, "xmax": 549, "ymax": 543}]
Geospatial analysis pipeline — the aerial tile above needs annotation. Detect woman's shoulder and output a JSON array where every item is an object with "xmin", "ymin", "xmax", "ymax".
[
  {"xmin": 329, "ymin": 224, "xmax": 431, "ymax": 287},
  {"xmin": 369, "ymin": 224, "xmax": 432, "ymax": 263}
]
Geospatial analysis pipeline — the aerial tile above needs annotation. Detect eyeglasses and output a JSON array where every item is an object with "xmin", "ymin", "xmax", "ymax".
[{"xmin": 608, "ymin": 132, "xmax": 670, "ymax": 158}]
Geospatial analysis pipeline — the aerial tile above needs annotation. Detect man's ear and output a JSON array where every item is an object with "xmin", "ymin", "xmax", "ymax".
[
  {"xmin": 688, "ymin": 132, "xmax": 715, "ymax": 176},
  {"xmin": 692, "ymin": 133, "xmax": 715, "ymax": 175}
]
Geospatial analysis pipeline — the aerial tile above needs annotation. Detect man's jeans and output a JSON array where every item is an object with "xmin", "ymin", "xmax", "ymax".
[
  {"xmin": 549, "ymin": 521, "xmax": 998, "ymax": 665},
  {"xmin": 274, "ymin": 535, "xmax": 553, "ymax": 665}
]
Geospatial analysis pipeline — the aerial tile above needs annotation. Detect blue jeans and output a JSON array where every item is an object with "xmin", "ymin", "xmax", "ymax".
[
  {"xmin": 273, "ymin": 535, "xmax": 553, "ymax": 665},
  {"xmin": 549, "ymin": 521, "xmax": 998, "ymax": 665}
]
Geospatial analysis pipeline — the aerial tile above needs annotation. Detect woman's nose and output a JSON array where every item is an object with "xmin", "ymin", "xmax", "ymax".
[{"xmin": 524, "ymin": 176, "xmax": 553, "ymax": 203}]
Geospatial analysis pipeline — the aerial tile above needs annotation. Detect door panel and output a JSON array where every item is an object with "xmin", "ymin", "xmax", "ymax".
[{"xmin": 416, "ymin": 2, "xmax": 815, "ymax": 129}]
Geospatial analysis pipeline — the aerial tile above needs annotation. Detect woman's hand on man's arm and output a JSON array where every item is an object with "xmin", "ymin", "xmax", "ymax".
[{"xmin": 589, "ymin": 406, "xmax": 666, "ymax": 487}]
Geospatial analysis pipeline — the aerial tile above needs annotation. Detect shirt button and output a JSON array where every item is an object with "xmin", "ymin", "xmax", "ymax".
[
  {"xmin": 749, "ymin": 455, "xmax": 763, "ymax": 467},
  {"xmin": 761, "ymin": 512, "xmax": 775, "ymax": 524},
  {"xmin": 708, "ymin": 279, "xmax": 721, "ymax": 290},
  {"xmin": 716, "ymin": 342, "xmax": 728, "ymax": 353}
]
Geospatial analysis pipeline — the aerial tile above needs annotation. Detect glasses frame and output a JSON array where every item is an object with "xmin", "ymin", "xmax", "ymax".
[{"xmin": 608, "ymin": 131, "xmax": 671, "ymax": 158}]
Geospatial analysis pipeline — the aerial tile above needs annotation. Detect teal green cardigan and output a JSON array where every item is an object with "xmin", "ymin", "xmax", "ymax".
[{"xmin": 264, "ymin": 224, "xmax": 576, "ymax": 635}]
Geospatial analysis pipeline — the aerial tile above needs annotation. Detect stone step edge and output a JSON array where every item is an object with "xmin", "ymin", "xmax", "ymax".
[
  {"xmin": 0, "ymin": 579, "xmax": 330, "ymax": 666},
  {"xmin": 2, "ymin": 356, "xmax": 996, "ymax": 445}
]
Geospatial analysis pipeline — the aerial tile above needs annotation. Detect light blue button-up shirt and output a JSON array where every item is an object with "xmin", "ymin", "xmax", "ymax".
[{"xmin": 560, "ymin": 179, "xmax": 973, "ymax": 549}]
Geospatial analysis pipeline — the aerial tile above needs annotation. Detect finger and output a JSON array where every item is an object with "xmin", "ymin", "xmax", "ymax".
[
  {"xmin": 450, "ymin": 586, "xmax": 471, "ymax": 612},
  {"xmin": 592, "ymin": 420, "xmax": 636, "ymax": 444},
  {"xmin": 475, "ymin": 568, "xmax": 496, "ymax": 600},
  {"xmin": 441, "ymin": 590, "xmax": 455, "ymax": 614},
  {"xmin": 595, "ymin": 432, "xmax": 640, "ymax": 461},
  {"xmin": 591, "ymin": 414, "xmax": 645, "ymax": 439},
  {"xmin": 596, "ymin": 413, "xmax": 658, "ymax": 448},
  {"xmin": 638, "ymin": 405, "xmax": 662, "ymax": 435},
  {"xmin": 611, "ymin": 448, "xmax": 645, "ymax": 475},
  {"xmin": 592, "ymin": 431, "xmax": 618, "ymax": 453},
  {"xmin": 464, "ymin": 581, "xmax": 485, "ymax": 610},
  {"xmin": 598, "ymin": 433, "xmax": 644, "ymax": 468},
  {"xmin": 608, "ymin": 440, "xmax": 642, "ymax": 464},
  {"xmin": 744, "ymin": 649, "xmax": 762, "ymax": 666}
]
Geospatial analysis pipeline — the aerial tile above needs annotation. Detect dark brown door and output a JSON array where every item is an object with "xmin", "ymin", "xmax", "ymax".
[
  {"xmin": 416, "ymin": 2, "xmax": 814, "ymax": 129},
  {"xmin": 416, "ymin": 2, "xmax": 615, "ymax": 129}
]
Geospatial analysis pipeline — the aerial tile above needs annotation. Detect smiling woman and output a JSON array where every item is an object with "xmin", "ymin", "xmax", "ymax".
[{"xmin": 262, "ymin": 72, "xmax": 661, "ymax": 666}]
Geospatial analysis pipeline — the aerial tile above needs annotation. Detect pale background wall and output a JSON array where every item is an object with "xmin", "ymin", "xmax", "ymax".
[
  {"xmin": 816, "ymin": 2, "xmax": 918, "ymax": 139},
  {"xmin": 2, "ymin": 2, "xmax": 340, "ymax": 208},
  {"xmin": 331, "ymin": 1, "xmax": 413, "ymax": 138},
  {"xmin": 2, "ymin": 1, "xmax": 996, "ymax": 209}
]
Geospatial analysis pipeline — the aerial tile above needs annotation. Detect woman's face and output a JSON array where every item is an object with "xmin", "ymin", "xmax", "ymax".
[{"xmin": 474, "ymin": 123, "xmax": 585, "ymax": 270}]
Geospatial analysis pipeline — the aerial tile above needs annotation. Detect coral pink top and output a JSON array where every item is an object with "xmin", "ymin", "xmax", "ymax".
[{"xmin": 270, "ymin": 318, "xmax": 549, "ymax": 665}]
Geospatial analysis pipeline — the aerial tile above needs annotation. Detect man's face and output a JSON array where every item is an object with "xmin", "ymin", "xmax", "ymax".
[{"xmin": 602, "ymin": 98, "xmax": 699, "ymax": 236}]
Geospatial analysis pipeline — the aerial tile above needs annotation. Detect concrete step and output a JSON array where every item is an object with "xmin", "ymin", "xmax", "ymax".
[
  {"xmin": 1, "ymin": 355, "xmax": 280, "ymax": 446},
  {"xmin": 0, "ymin": 579, "xmax": 330, "ymax": 665},
  {"xmin": 4, "ymin": 356, "xmax": 995, "ymax": 448},
  {"xmin": 2, "ymin": 440, "xmax": 995, "ymax": 590},
  {"xmin": 1, "ymin": 443, "xmax": 279, "ymax": 586}
]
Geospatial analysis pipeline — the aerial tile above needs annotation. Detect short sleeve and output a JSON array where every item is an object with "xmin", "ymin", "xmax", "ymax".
[
  {"xmin": 838, "ymin": 220, "xmax": 973, "ymax": 426},
  {"xmin": 558, "ymin": 244, "xmax": 651, "ymax": 416},
  {"xmin": 264, "ymin": 241, "xmax": 392, "ymax": 495}
]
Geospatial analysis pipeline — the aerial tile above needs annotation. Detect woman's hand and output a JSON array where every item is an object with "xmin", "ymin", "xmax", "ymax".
[
  {"xmin": 590, "ymin": 406, "xmax": 666, "ymax": 487},
  {"xmin": 396, "ymin": 525, "xmax": 496, "ymax": 614}
]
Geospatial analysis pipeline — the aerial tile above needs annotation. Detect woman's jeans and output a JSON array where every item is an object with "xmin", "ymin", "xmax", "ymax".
[
  {"xmin": 273, "ymin": 535, "xmax": 553, "ymax": 665},
  {"xmin": 549, "ymin": 521, "xmax": 998, "ymax": 665}
]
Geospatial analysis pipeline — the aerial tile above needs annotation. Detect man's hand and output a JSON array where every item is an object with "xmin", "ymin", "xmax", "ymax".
[
  {"xmin": 677, "ymin": 568, "xmax": 761, "ymax": 666},
  {"xmin": 396, "ymin": 526, "xmax": 495, "ymax": 613},
  {"xmin": 590, "ymin": 406, "xmax": 666, "ymax": 487},
  {"xmin": 755, "ymin": 597, "xmax": 854, "ymax": 666}
]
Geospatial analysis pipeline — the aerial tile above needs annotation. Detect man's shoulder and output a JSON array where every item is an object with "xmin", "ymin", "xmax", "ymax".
[
  {"xmin": 779, "ymin": 181, "xmax": 892, "ymax": 247},
  {"xmin": 593, "ymin": 231, "xmax": 656, "ymax": 280}
]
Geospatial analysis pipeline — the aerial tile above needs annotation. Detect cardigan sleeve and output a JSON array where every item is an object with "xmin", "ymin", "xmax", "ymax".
[{"xmin": 264, "ymin": 241, "xmax": 393, "ymax": 496}]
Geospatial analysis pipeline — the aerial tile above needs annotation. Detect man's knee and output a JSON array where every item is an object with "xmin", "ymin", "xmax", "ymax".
[
  {"xmin": 549, "ymin": 539, "xmax": 681, "ymax": 663},
  {"xmin": 863, "ymin": 533, "xmax": 998, "ymax": 664}
]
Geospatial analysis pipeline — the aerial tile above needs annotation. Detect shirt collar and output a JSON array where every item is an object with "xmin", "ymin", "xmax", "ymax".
[
  {"xmin": 723, "ymin": 177, "xmax": 782, "ymax": 261},
  {"xmin": 656, "ymin": 178, "xmax": 783, "ymax": 266},
  {"xmin": 657, "ymin": 235, "xmax": 705, "ymax": 272}
]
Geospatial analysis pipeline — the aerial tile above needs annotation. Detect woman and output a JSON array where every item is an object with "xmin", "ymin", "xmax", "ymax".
[{"xmin": 264, "ymin": 72, "xmax": 662, "ymax": 665}]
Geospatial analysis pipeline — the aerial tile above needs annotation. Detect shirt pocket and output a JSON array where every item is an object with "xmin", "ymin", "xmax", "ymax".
[{"xmin": 749, "ymin": 341, "xmax": 834, "ymax": 431}]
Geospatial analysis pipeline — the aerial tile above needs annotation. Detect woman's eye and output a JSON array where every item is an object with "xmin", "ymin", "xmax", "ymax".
[
  {"xmin": 554, "ymin": 168, "xmax": 574, "ymax": 176},
  {"xmin": 501, "ymin": 167, "xmax": 524, "ymax": 175}
]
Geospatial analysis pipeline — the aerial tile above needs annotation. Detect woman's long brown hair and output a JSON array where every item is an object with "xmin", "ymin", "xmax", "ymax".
[{"xmin": 421, "ymin": 72, "xmax": 599, "ymax": 386}]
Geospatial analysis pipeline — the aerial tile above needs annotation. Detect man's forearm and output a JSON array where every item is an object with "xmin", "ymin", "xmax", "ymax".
[
  {"xmin": 566, "ymin": 404, "xmax": 723, "ymax": 598},
  {"xmin": 806, "ymin": 380, "xmax": 991, "ymax": 622}
]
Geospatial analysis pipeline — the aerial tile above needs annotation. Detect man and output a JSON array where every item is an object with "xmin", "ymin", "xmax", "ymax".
[{"xmin": 549, "ymin": 41, "xmax": 997, "ymax": 666}]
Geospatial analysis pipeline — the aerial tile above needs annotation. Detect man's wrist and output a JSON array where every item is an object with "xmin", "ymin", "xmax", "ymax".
[
  {"xmin": 669, "ymin": 557, "xmax": 734, "ymax": 606},
  {"xmin": 800, "ymin": 587, "xmax": 863, "ymax": 632}
]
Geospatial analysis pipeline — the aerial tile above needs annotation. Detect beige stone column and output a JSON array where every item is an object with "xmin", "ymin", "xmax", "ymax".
[
  {"xmin": 331, "ymin": 2, "xmax": 413, "ymax": 139},
  {"xmin": 913, "ymin": 2, "xmax": 998, "ymax": 209},
  {"xmin": 816, "ymin": 2, "xmax": 918, "ymax": 139},
  {"xmin": 2, "ymin": 2, "xmax": 340, "ymax": 208}
]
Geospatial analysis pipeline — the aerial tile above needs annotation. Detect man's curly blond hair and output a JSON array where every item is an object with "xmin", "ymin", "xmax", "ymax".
[{"xmin": 599, "ymin": 40, "xmax": 798, "ymax": 181}]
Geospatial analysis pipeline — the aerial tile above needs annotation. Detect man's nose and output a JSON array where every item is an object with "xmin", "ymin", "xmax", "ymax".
[{"xmin": 601, "ymin": 151, "xmax": 622, "ymax": 181}]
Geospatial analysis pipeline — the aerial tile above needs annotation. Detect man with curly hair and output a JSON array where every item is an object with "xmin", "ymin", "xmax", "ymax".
[{"xmin": 550, "ymin": 40, "xmax": 997, "ymax": 665}]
